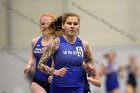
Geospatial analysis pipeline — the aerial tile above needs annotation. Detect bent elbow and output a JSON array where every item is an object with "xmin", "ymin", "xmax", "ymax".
[
  {"xmin": 97, "ymin": 81, "xmax": 102, "ymax": 87},
  {"xmin": 93, "ymin": 82, "xmax": 101, "ymax": 87},
  {"xmin": 92, "ymin": 80, "xmax": 102, "ymax": 87},
  {"xmin": 98, "ymin": 82, "xmax": 102, "ymax": 87}
]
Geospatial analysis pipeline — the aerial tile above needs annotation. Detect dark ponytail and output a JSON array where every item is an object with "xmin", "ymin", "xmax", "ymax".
[{"xmin": 48, "ymin": 15, "xmax": 63, "ymax": 31}]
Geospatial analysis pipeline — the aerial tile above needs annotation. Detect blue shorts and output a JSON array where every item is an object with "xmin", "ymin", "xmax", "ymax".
[{"xmin": 50, "ymin": 84, "xmax": 83, "ymax": 93}]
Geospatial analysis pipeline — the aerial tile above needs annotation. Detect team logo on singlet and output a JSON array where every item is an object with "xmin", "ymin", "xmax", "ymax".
[
  {"xmin": 63, "ymin": 47, "xmax": 83, "ymax": 57},
  {"xmin": 34, "ymin": 48, "xmax": 42, "ymax": 53}
]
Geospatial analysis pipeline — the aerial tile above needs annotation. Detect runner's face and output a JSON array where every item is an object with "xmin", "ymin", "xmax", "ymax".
[
  {"xmin": 40, "ymin": 16, "xmax": 53, "ymax": 29},
  {"xmin": 40, "ymin": 16, "xmax": 53, "ymax": 35},
  {"xmin": 62, "ymin": 16, "xmax": 80, "ymax": 36}
]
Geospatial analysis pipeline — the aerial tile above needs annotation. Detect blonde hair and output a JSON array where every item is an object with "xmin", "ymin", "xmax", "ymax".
[
  {"xmin": 39, "ymin": 12, "xmax": 55, "ymax": 23},
  {"xmin": 39, "ymin": 13, "xmax": 55, "ymax": 36}
]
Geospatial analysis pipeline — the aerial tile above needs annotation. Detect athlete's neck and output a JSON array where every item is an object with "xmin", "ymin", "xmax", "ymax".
[
  {"xmin": 42, "ymin": 34, "xmax": 54, "ymax": 41},
  {"xmin": 63, "ymin": 35, "xmax": 76, "ymax": 44}
]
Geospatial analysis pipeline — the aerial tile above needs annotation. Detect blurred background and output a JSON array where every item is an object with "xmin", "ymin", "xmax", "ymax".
[{"xmin": 0, "ymin": 0, "xmax": 140, "ymax": 93}]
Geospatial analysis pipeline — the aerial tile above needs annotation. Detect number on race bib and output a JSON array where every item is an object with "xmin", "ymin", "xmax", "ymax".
[{"xmin": 76, "ymin": 47, "xmax": 83, "ymax": 57}]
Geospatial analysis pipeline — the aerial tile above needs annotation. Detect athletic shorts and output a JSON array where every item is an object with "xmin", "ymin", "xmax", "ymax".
[
  {"xmin": 50, "ymin": 84, "xmax": 84, "ymax": 93},
  {"xmin": 33, "ymin": 77, "xmax": 50, "ymax": 93},
  {"xmin": 84, "ymin": 89, "xmax": 91, "ymax": 93}
]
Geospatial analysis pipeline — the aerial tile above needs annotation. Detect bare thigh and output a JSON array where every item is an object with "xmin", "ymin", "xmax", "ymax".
[
  {"xmin": 31, "ymin": 82, "xmax": 47, "ymax": 93},
  {"xmin": 126, "ymin": 84, "xmax": 136, "ymax": 93}
]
